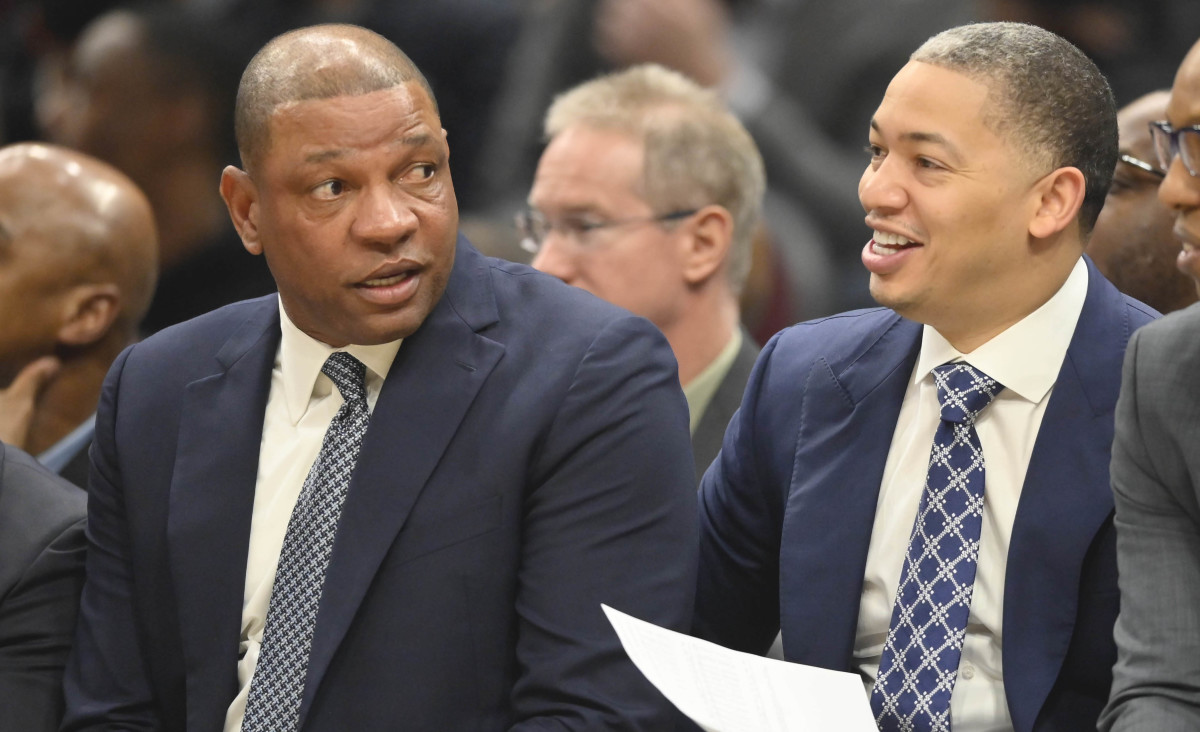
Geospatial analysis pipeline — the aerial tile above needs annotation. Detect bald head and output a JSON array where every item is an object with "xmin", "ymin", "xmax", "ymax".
[
  {"xmin": 234, "ymin": 23, "xmax": 437, "ymax": 173},
  {"xmin": 0, "ymin": 143, "xmax": 158, "ymax": 341}
]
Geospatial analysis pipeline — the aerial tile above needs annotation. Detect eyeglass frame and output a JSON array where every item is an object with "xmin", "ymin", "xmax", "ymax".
[
  {"xmin": 516, "ymin": 207, "xmax": 699, "ymax": 254},
  {"xmin": 1118, "ymin": 153, "xmax": 1165, "ymax": 179},
  {"xmin": 1149, "ymin": 119, "xmax": 1200, "ymax": 178}
]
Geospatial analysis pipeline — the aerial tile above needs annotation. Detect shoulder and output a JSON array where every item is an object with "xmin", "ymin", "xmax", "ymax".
[
  {"xmin": 468, "ymin": 249, "xmax": 672, "ymax": 358},
  {"xmin": 0, "ymin": 444, "xmax": 86, "ymax": 573},
  {"xmin": 119, "ymin": 295, "xmax": 278, "ymax": 379},
  {"xmin": 762, "ymin": 306, "xmax": 912, "ymax": 376},
  {"xmin": 1125, "ymin": 302, "xmax": 1200, "ymax": 383}
]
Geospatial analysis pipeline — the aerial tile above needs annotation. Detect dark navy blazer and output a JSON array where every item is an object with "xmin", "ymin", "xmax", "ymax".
[
  {"xmin": 695, "ymin": 257, "xmax": 1157, "ymax": 731},
  {"xmin": 63, "ymin": 238, "xmax": 698, "ymax": 731}
]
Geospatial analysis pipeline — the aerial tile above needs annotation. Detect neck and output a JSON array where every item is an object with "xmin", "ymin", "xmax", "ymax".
[
  {"xmin": 662, "ymin": 289, "xmax": 740, "ymax": 387},
  {"xmin": 936, "ymin": 257, "xmax": 1080, "ymax": 353},
  {"xmin": 23, "ymin": 351, "xmax": 116, "ymax": 455}
]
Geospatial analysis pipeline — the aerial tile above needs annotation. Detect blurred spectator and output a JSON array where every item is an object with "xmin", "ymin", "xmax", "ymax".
[
  {"xmin": 526, "ymin": 64, "xmax": 762, "ymax": 480},
  {"xmin": 1088, "ymin": 90, "xmax": 1197, "ymax": 313},
  {"xmin": 0, "ymin": 0, "xmax": 123, "ymax": 144},
  {"xmin": 43, "ymin": 5, "xmax": 275, "ymax": 334},
  {"xmin": 0, "ymin": 142, "xmax": 157, "ymax": 487},
  {"xmin": 986, "ymin": 0, "xmax": 1200, "ymax": 104}
]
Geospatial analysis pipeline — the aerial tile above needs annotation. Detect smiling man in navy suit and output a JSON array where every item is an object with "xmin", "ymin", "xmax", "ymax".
[
  {"xmin": 61, "ymin": 23, "xmax": 697, "ymax": 732},
  {"xmin": 694, "ymin": 22, "xmax": 1157, "ymax": 732}
]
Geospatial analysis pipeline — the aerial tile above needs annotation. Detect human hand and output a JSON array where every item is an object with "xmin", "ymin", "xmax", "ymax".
[
  {"xmin": 592, "ymin": 0, "xmax": 733, "ymax": 87},
  {"xmin": 0, "ymin": 356, "xmax": 60, "ymax": 449}
]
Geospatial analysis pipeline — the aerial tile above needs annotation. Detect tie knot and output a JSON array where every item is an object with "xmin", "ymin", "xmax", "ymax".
[
  {"xmin": 932, "ymin": 362, "xmax": 1002, "ymax": 424},
  {"xmin": 322, "ymin": 351, "xmax": 367, "ymax": 405}
]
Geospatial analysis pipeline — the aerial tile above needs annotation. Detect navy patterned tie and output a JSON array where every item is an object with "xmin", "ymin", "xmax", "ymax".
[
  {"xmin": 871, "ymin": 362, "xmax": 1003, "ymax": 732},
  {"xmin": 242, "ymin": 352, "xmax": 370, "ymax": 732}
]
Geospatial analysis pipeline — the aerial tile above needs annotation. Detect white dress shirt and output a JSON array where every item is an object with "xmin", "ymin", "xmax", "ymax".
[
  {"xmin": 853, "ymin": 258, "xmax": 1088, "ymax": 731},
  {"xmin": 224, "ymin": 299, "xmax": 402, "ymax": 732}
]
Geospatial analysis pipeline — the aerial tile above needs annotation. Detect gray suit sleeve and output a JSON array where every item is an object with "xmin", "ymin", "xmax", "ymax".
[
  {"xmin": 0, "ymin": 447, "xmax": 88, "ymax": 732},
  {"xmin": 1101, "ymin": 312, "xmax": 1200, "ymax": 730}
]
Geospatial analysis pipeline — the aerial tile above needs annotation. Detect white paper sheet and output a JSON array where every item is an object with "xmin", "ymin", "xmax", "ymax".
[{"xmin": 602, "ymin": 605, "xmax": 877, "ymax": 732}]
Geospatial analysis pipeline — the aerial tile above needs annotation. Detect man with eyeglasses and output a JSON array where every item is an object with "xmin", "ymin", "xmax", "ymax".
[
  {"xmin": 524, "ymin": 63, "xmax": 764, "ymax": 482},
  {"xmin": 1101, "ymin": 37, "xmax": 1200, "ymax": 732},
  {"xmin": 1088, "ymin": 90, "xmax": 1197, "ymax": 314},
  {"xmin": 695, "ymin": 22, "xmax": 1158, "ymax": 731}
]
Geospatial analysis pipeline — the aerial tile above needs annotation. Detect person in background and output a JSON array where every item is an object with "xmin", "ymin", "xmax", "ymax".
[
  {"xmin": 526, "ymin": 64, "xmax": 762, "ymax": 480},
  {"xmin": 1088, "ymin": 90, "xmax": 1196, "ymax": 313},
  {"xmin": 45, "ymin": 5, "xmax": 274, "ymax": 334},
  {"xmin": 0, "ymin": 142, "xmax": 157, "ymax": 487},
  {"xmin": 1100, "ymin": 35, "xmax": 1200, "ymax": 732}
]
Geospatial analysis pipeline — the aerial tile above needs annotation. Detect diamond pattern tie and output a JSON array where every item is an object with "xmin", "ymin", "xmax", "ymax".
[
  {"xmin": 871, "ymin": 362, "xmax": 1003, "ymax": 732},
  {"xmin": 242, "ymin": 352, "xmax": 370, "ymax": 732}
]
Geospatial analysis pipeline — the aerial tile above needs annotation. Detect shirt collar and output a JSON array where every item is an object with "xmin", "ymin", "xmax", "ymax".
[
  {"xmin": 278, "ymin": 296, "xmax": 403, "ymax": 423},
  {"xmin": 914, "ymin": 257, "xmax": 1088, "ymax": 404}
]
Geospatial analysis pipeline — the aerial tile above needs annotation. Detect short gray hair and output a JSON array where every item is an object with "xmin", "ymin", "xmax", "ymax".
[
  {"xmin": 911, "ymin": 22, "xmax": 1117, "ymax": 238},
  {"xmin": 545, "ymin": 64, "xmax": 765, "ymax": 291},
  {"xmin": 235, "ymin": 24, "xmax": 437, "ymax": 173}
]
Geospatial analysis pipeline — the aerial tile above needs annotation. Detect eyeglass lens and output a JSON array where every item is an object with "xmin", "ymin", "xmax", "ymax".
[{"xmin": 1151, "ymin": 121, "xmax": 1200, "ymax": 177}]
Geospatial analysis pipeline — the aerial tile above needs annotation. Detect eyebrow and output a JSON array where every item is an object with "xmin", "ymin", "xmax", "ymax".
[
  {"xmin": 303, "ymin": 134, "xmax": 437, "ymax": 165},
  {"xmin": 871, "ymin": 119, "xmax": 964, "ymax": 161}
]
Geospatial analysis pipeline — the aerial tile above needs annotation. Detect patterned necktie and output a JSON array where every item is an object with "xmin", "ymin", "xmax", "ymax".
[
  {"xmin": 871, "ymin": 362, "xmax": 1003, "ymax": 732},
  {"xmin": 242, "ymin": 352, "xmax": 370, "ymax": 732}
]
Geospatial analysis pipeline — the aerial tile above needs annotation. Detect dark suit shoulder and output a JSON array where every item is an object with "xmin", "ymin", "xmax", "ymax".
[
  {"xmin": 771, "ymin": 307, "xmax": 906, "ymax": 368},
  {"xmin": 0, "ymin": 443, "xmax": 87, "ymax": 592}
]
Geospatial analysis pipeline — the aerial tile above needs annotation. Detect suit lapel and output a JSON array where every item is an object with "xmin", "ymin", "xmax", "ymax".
[
  {"xmin": 167, "ymin": 300, "xmax": 280, "ymax": 732},
  {"xmin": 781, "ymin": 315, "xmax": 922, "ymax": 668},
  {"xmin": 297, "ymin": 239, "xmax": 504, "ymax": 726},
  {"xmin": 1002, "ymin": 261, "xmax": 1128, "ymax": 732}
]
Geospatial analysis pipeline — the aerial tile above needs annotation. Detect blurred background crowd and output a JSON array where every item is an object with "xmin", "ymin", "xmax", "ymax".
[{"xmin": 3, "ymin": 0, "xmax": 1197, "ymax": 344}]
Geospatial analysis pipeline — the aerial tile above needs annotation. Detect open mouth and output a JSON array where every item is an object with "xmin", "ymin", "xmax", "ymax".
[
  {"xmin": 870, "ymin": 229, "xmax": 923, "ymax": 254},
  {"xmin": 358, "ymin": 271, "xmax": 415, "ymax": 288}
]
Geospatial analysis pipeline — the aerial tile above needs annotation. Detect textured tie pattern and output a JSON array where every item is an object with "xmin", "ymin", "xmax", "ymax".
[
  {"xmin": 871, "ymin": 362, "xmax": 1003, "ymax": 732},
  {"xmin": 242, "ymin": 352, "xmax": 369, "ymax": 732}
]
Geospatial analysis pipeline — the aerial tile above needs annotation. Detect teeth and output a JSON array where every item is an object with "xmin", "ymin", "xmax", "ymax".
[
  {"xmin": 362, "ymin": 272, "xmax": 410, "ymax": 287},
  {"xmin": 873, "ymin": 230, "xmax": 913, "ymax": 247},
  {"xmin": 871, "ymin": 229, "xmax": 918, "ymax": 255}
]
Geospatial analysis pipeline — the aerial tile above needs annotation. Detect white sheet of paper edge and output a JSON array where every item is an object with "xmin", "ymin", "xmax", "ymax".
[{"xmin": 602, "ymin": 604, "xmax": 877, "ymax": 732}]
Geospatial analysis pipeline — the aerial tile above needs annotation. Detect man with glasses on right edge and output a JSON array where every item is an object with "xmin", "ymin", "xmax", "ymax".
[{"xmin": 1101, "ymin": 36, "xmax": 1200, "ymax": 732}]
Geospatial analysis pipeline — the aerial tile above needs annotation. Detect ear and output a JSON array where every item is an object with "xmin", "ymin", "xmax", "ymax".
[
  {"xmin": 220, "ymin": 165, "xmax": 263, "ymax": 255},
  {"xmin": 681, "ymin": 205, "xmax": 735, "ymax": 286},
  {"xmin": 56, "ymin": 283, "xmax": 121, "ymax": 347},
  {"xmin": 1028, "ymin": 166, "xmax": 1086, "ymax": 240}
]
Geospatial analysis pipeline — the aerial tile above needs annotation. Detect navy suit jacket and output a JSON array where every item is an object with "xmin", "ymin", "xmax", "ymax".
[
  {"xmin": 62, "ymin": 238, "xmax": 698, "ymax": 731},
  {"xmin": 694, "ymin": 257, "xmax": 1157, "ymax": 731}
]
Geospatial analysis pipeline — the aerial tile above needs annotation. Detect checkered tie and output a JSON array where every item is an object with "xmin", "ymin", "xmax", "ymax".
[
  {"xmin": 871, "ymin": 362, "xmax": 1003, "ymax": 732},
  {"xmin": 242, "ymin": 352, "xmax": 370, "ymax": 732}
]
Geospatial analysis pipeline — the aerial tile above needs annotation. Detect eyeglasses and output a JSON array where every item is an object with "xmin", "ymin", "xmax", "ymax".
[
  {"xmin": 1149, "ymin": 120, "xmax": 1200, "ymax": 178},
  {"xmin": 1118, "ymin": 153, "xmax": 1165, "ymax": 179},
  {"xmin": 516, "ymin": 208, "xmax": 698, "ymax": 254}
]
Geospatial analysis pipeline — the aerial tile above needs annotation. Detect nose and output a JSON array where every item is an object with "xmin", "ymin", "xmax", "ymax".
[
  {"xmin": 1158, "ymin": 156, "xmax": 1200, "ymax": 212},
  {"xmin": 351, "ymin": 183, "xmax": 419, "ymax": 247},
  {"xmin": 858, "ymin": 157, "xmax": 908, "ymax": 215},
  {"xmin": 530, "ymin": 231, "xmax": 577, "ymax": 283}
]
